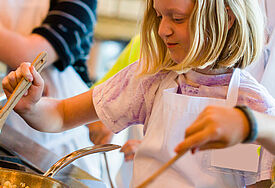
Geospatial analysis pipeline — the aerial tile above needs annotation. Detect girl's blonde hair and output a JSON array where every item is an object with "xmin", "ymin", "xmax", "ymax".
[{"xmin": 139, "ymin": 0, "xmax": 265, "ymax": 75}]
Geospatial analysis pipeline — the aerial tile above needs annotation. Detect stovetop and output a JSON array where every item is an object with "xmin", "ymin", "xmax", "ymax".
[{"xmin": 0, "ymin": 144, "xmax": 41, "ymax": 174}]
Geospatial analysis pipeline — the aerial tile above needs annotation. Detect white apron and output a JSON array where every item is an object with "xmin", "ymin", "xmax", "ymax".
[
  {"xmin": 133, "ymin": 69, "xmax": 259, "ymax": 188},
  {"xmin": 0, "ymin": 0, "xmax": 101, "ymax": 178}
]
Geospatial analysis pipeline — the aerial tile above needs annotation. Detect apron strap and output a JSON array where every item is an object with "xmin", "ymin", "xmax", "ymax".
[{"xmin": 226, "ymin": 68, "xmax": 240, "ymax": 106}]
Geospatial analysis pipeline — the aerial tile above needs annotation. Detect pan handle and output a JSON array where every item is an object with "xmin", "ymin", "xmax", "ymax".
[{"xmin": 43, "ymin": 144, "xmax": 121, "ymax": 178}]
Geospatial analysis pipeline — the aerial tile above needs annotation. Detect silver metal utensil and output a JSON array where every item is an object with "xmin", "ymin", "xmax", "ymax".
[
  {"xmin": 44, "ymin": 144, "xmax": 121, "ymax": 178},
  {"xmin": 104, "ymin": 152, "xmax": 115, "ymax": 188}
]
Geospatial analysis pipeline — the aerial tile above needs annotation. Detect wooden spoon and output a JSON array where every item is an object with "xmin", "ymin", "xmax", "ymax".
[{"xmin": 136, "ymin": 149, "xmax": 188, "ymax": 188}]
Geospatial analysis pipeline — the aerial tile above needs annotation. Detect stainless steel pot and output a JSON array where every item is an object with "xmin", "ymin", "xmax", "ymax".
[{"xmin": 0, "ymin": 144, "xmax": 121, "ymax": 187}]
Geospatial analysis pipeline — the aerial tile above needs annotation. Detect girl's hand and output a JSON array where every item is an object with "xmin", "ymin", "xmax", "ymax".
[
  {"xmin": 174, "ymin": 106, "xmax": 250, "ymax": 154},
  {"xmin": 2, "ymin": 62, "xmax": 44, "ymax": 114},
  {"xmin": 120, "ymin": 139, "xmax": 142, "ymax": 162}
]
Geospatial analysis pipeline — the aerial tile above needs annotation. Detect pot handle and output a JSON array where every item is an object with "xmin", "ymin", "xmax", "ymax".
[{"xmin": 43, "ymin": 144, "xmax": 121, "ymax": 178}]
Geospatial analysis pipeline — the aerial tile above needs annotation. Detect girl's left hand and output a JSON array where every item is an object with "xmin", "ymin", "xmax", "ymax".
[{"xmin": 174, "ymin": 106, "xmax": 250, "ymax": 154}]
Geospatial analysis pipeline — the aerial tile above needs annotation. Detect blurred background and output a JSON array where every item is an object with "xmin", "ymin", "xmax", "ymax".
[{"xmin": 88, "ymin": 0, "xmax": 145, "ymax": 83}]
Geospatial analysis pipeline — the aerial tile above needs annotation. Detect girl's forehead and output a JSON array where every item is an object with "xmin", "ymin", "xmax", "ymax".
[{"xmin": 153, "ymin": 0, "xmax": 194, "ymax": 14}]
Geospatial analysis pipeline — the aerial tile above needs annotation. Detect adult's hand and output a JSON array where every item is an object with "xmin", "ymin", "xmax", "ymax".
[
  {"xmin": 87, "ymin": 121, "xmax": 114, "ymax": 145},
  {"xmin": 175, "ymin": 106, "xmax": 250, "ymax": 154}
]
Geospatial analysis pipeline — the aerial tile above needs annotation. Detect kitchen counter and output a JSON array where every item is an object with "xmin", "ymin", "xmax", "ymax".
[{"xmin": 0, "ymin": 123, "xmax": 107, "ymax": 188}]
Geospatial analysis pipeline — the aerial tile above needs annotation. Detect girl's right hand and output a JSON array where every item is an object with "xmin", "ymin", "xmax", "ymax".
[{"xmin": 2, "ymin": 62, "xmax": 44, "ymax": 114}]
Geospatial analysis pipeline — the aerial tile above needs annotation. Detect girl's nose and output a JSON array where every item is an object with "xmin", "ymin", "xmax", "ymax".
[{"xmin": 158, "ymin": 18, "xmax": 173, "ymax": 38}]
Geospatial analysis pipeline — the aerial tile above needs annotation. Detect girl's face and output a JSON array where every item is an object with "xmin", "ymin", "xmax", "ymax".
[{"xmin": 153, "ymin": 0, "xmax": 194, "ymax": 63}]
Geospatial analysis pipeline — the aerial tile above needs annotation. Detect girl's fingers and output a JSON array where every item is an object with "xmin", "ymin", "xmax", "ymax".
[
  {"xmin": 94, "ymin": 135, "xmax": 103, "ymax": 145},
  {"xmin": 120, "ymin": 144, "xmax": 128, "ymax": 152},
  {"xmin": 20, "ymin": 62, "xmax": 33, "ymax": 82},
  {"xmin": 120, "ymin": 144, "xmax": 133, "ymax": 154},
  {"xmin": 125, "ymin": 153, "xmax": 135, "ymax": 161},
  {"xmin": 30, "ymin": 66, "xmax": 43, "ymax": 87},
  {"xmin": 7, "ymin": 71, "xmax": 18, "ymax": 89},
  {"xmin": 2, "ymin": 76, "xmax": 14, "ymax": 95},
  {"xmin": 15, "ymin": 66, "xmax": 23, "ymax": 84},
  {"xmin": 100, "ymin": 135, "xmax": 112, "ymax": 144}
]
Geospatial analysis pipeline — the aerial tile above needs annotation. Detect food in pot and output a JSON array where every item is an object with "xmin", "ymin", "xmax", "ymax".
[{"xmin": 0, "ymin": 181, "xmax": 30, "ymax": 188}]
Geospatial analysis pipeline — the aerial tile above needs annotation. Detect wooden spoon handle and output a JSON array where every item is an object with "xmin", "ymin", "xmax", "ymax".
[
  {"xmin": 136, "ymin": 149, "xmax": 187, "ymax": 188},
  {"xmin": 0, "ymin": 51, "xmax": 47, "ymax": 132}
]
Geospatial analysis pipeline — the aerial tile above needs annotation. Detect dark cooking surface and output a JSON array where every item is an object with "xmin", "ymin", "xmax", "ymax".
[{"xmin": 0, "ymin": 145, "xmax": 42, "ymax": 174}]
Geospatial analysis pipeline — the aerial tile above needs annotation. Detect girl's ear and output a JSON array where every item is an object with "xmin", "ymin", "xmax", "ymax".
[{"xmin": 226, "ymin": 6, "xmax": 236, "ymax": 30}]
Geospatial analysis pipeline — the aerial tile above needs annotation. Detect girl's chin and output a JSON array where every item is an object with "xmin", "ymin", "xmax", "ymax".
[
  {"xmin": 171, "ymin": 57, "xmax": 183, "ymax": 64},
  {"xmin": 169, "ymin": 53, "xmax": 185, "ymax": 64}
]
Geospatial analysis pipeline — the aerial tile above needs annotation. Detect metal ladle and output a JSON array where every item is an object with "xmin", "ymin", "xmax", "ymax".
[{"xmin": 44, "ymin": 144, "xmax": 120, "ymax": 178}]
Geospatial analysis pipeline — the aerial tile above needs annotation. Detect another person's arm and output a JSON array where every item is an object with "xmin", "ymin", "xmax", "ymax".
[
  {"xmin": 253, "ymin": 110, "xmax": 275, "ymax": 154},
  {"xmin": 32, "ymin": 0, "xmax": 97, "ymax": 85},
  {"xmin": 0, "ymin": 24, "xmax": 57, "ymax": 68},
  {"xmin": 175, "ymin": 105, "xmax": 275, "ymax": 155},
  {"xmin": 0, "ymin": 0, "xmax": 96, "ymax": 85}
]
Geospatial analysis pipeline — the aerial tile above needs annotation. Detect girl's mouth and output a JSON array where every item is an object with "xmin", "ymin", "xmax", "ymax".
[{"xmin": 167, "ymin": 43, "xmax": 178, "ymax": 48}]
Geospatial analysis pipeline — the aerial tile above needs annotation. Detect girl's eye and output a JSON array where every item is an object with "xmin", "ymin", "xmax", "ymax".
[
  {"xmin": 156, "ymin": 14, "xmax": 162, "ymax": 20},
  {"xmin": 173, "ymin": 18, "xmax": 185, "ymax": 23}
]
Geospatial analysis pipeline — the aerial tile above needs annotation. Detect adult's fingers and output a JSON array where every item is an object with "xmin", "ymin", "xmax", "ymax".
[
  {"xmin": 175, "ymin": 128, "xmax": 214, "ymax": 153},
  {"xmin": 185, "ymin": 115, "xmax": 207, "ymax": 139},
  {"xmin": 198, "ymin": 141, "xmax": 227, "ymax": 151}
]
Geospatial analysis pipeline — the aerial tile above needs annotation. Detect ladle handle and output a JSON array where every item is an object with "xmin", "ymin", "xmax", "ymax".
[
  {"xmin": 0, "ymin": 52, "xmax": 47, "ymax": 133},
  {"xmin": 44, "ymin": 144, "xmax": 121, "ymax": 178}
]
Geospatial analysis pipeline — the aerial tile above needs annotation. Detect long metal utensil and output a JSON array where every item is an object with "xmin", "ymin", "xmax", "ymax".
[
  {"xmin": 104, "ymin": 152, "xmax": 115, "ymax": 188},
  {"xmin": 44, "ymin": 144, "xmax": 121, "ymax": 178},
  {"xmin": 136, "ymin": 149, "xmax": 188, "ymax": 188},
  {"xmin": 0, "ymin": 51, "xmax": 47, "ymax": 133}
]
